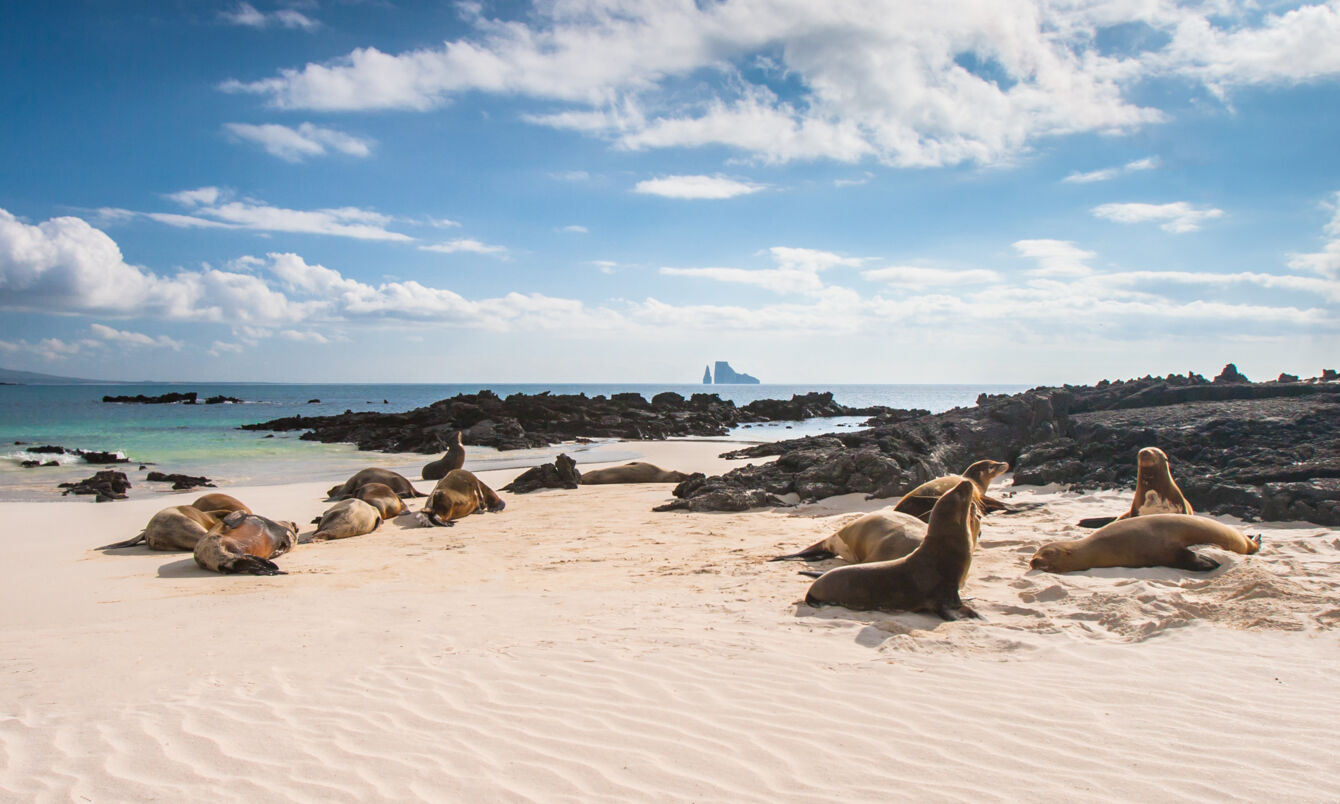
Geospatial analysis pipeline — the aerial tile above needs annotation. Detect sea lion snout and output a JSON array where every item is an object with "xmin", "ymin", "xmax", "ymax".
[{"xmin": 1137, "ymin": 447, "xmax": 1168, "ymax": 467}]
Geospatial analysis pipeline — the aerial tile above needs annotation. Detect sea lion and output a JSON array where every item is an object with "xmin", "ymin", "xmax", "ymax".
[
  {"xmin": 1030, "ymin": 513, "xmax": 1261, "ymax": 573},
  {"xmin": 193, "ymin": 511, "xmax": 299, "ymax": 575},
  {"xmin": 422, "ymin": 469, "xmax": 505, "ymax": 526},
  {"xmin": 421, "ymin": 431, "xmax": 466, "ymax": 481},
  {"xmin": 311, "ymin": 498, "xmax": 382, "ymax": 541},
  {"xmin": 579, "ymin": 462, "xmax": 692, "ymax": 485},
  {"xmin": 805, "ymin": 479, "xmax": 982, "ymax": 620},
  {"xmin": 327, "ymin": 468, "xmax": 424, "ymax": 501},
  {"xmin": 99, "ymin": 505, "xmax": 221, "ymax": 550},
  {"xmin": 1120, "ymin": 447, "xmax": 1193, "ymax": 519},
  {"xmin": 353, "ymin": 482, "xmax": 407, "ymax": 519},
  {"xmin": 191, "ymin": 492, "xmax": 251, "ymax": 516},
  {"xmin": 772, "ymin": 510, "xmax": 926, "ymax": 563},
  {"xmin": 891, "ymin": 460, "xmax": 1010, "ymax": 527}
]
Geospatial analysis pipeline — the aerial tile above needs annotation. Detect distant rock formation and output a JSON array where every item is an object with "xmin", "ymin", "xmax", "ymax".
[
  {"xmin": 703, "ymin": 365, "xmax": 712, "ymax": 384},
  {"xmin": 103, "ymin": 391, "xmax": 198, "ymax": 404},
  {"xmin": 712, "ymin": 361, "xmax": 760, "ymax": 384}
]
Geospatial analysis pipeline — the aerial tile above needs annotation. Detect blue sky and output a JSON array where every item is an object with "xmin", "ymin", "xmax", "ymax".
[{"xmin": 1, "ymin": 0, "xmax": 1338, "ymax": 384}]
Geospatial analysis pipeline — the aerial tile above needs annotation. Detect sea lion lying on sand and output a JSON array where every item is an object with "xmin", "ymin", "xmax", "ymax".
[
  {"xmin": 191, "ymin": 493, "xmax": 251, "ymax": 516},
  {"xmin": 421, "ymin": 431, "xmax": 466, "ymax": 481},
  {"xmin": 193, "ymin": 511, "xmax": 298, "ymax": 575},
  {"xmin": 1031, "ymin": 514, "xmax": 1261, "ymax": 573},
  {"xmin": 327, "ymin": 468, "xmax": 423, "ymax": 501},
  {"xmin": 580, "ymin": 462, "xmax": 692, "ymax": 485},
  {"xmin": 100, "ymin": 505, "xmax": 221, "ymax": 551},
  {"xmin": 311, "ymin": 498, "xmax": 382, "ymax": 541},
  {"xmin": 423, "ymin": 469, "xmax": 506, "ymax": 526},
  {"xmin": 805, "ymin": 479, "xmax": 982, "ymax": 620},
  {"xmin": 353, "ymin": 482, "xmax": 407, "ymax": 519},
  {"xmin": 772, "ymin": 510, "xmax": 926, "ymax": 563}
]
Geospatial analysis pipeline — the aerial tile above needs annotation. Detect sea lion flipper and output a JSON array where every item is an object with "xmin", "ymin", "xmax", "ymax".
[
  {"xmin": 224, "ymin": 555, "xmax": 285, "ymax": 575},
  {"xmin": 1077, "ymin": 516, "xmax": 1118, "ymax": 529},
  {"xmin": 797, "ymin": 569, "xmax": 826, "ymax": 579},
  {"xmin": 100, "ymin": 532, "xmax": 147, "ymax": 550},
  {"xmin": 1172, "ymin": 548, "xmax": 1219, "ymax": 572},
  {"xmin": 770, "ymin": 546, "xmax": 837, "ymax": 562}
]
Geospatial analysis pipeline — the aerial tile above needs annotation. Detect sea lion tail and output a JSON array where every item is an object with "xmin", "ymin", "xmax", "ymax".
[
  {"xmin": 223, "ymin": 556, "xmax": 286, "ymax": 576},
  {"xmin": 1246, "ymin": 533, "xmax": 1262, "ymax": 554},
  {"xmin": 100, "ymin": 531, "xmax": 147, "ymax": 549}
]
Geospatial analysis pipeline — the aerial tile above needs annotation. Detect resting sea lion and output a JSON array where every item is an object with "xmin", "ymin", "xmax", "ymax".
[
  {"xmin": 891, "ymin": 460, "xmax": 1010, "ymax": 527},
  {"xmin": 191, "ymin": 492, "xmax": 251, "ymax": 516},
  {"xmin": 1030, "ymin": 513, "xmax": 1261, "ymax": 573},
  {"xmin": 353, "ymin": 482, "xmax": 407, "ymax": 519},
  {"xmin": 772, "ymin": 510, "xmax": 926, "ymax": 563},
  {"xmin": 100, "ymin": 505, "xmax": 221, "ymax": 550},
  {"xmin": 580, "ymin": 462, "xmax": 692, "ymax": 485},
  {"xmin": 193, "ymin": 511, "xmax": 299, "ymax": 575},
  {"xmin": 311, "ymin": 498, "xmax": 382, "ymax": 541},
  {"xmin": 423, "ymin": 469, "xmax": 505, "ymax": 526},
  {"xmin": 421, "ymin": 431, "xmax": 466, "ymax": 481},
  {"xmin": 327, "ymin": 468, "xmax": 424, "ymax": 501},
  {"xmin": 805, "ymin": 479, "xmax": 982, "ymax": 620}
]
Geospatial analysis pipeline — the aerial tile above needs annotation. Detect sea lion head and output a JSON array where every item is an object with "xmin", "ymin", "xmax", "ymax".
[
  {"xmin": 1029, "ymin": 542, "xmax": 1075, "ymax": 572},
  {"xmin": 326, "ymin": 484, "xmax": 345, "ymax": 500},
  {"xmin": 963, "ymin": 459, "xmax": 1010, "ymax": 487},
  {"xmin": 928, "ymin": 478, "xmax": 978, "ymax": 531},
  {"xmin": 1137, "ymin": 446, "xmax": 1170, "ymax": 469}
]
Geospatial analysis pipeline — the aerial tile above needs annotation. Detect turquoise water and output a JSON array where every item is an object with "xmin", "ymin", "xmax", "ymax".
[{"xmin": 0, "ymin": 382, "xmax": 1027, "ymax": 501}]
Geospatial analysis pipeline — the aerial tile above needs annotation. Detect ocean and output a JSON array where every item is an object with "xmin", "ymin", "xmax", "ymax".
[{"xmin": 0, "ymin": 382, "xmax": 1029, "ymax": 501}]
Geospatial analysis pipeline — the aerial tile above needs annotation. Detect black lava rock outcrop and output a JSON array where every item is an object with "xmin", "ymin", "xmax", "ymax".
[
  {"xmin": 103, "ymin": 391, "xmax": 198, "ymax": 404},
  {"xmin": 59, "ymin": 470, "xmax": 131, "ymax": 501},
  {"xmin": 242, "ymin": 390, "xmax": 890, "ymax": 453},
  {"xmin": 668, "ymin": 367, "xmax": 1340, "ymax": 525},
  {"xmin": 501, "ymin": 454, "xmax": 582, "ymax": 494},
  {"xmin": 17, "ymin": 445, "xmax": 129, "ymax": 464},
  {"xmin": 145, "ymin": 471, "xmax": 215, "ymax": 490}
]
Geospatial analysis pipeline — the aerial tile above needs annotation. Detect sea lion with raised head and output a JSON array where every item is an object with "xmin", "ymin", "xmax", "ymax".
[
  {"xmin": 579, "ymin": 462, "xmax": 692, "ymax": 485},
  {"xmin": 311, "ymin": 498, "xmax": 382, "ymax": 541},
  {"xmin": 772, "ymin": 510, "xmax": 926, "ymax": 563},
  {"xmin": 1077, "ymin": 447, "xmax": 1195, "ymax": 529},
  {"xmin": 193, "ymin": 511, "xmax": 299, "ymax": 575},
  {"xmin": 1031, "ymin": 513, "xmax": 1261, "ymax": 573},
  {"xmin": 353, "ymin": 482, "xmax": 407, "ymax": 519},
  {"xmin": 422, "ymin": 469, "xmax": 505, "ymax": 526},
  {"xmin": 190, "ymin": 492, "xmax": 251, "ymax": 516},
  {"xmin": 891, "ymin": 460, "xmax": 1010, "ymax": 526},
  {"xmin": 421, "ymin": 431, "xmax": 466, "ymax": 481},
  {"xmin": 805, "ymin": 479, "xmax": 982, "ymax": 620},
  {"xmin": 327, "ymin": 468, "xmax": 423, "ymax": 501},
  {"xmin": 100, "ymin": 505, "xmax": 222, "ymax": 550}
]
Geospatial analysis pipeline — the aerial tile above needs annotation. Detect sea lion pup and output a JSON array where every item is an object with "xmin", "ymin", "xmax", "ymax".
[
  {"xmin": 353, "ymin": 482, "xmax": 407, "ymax": 519},
  {"xmin": 190, "ymin": 492, "xmax": 251, "ymax": 516},
  {"xmin": 193, "ymin": 511, "xmax": 299, "ymax": 575},
  {"xmin": 579, "ymin": 462, "xmax": 692, "ymax": 485},
  {"xmin": 772, "ymin": 510, "xmax": 926, "ymax": 563},
  {"xmin": 805, "ymin": 479, "xmax": 982, "ymax": 620},
  {"xmin": 422, "ymin": 469, "xmax": 505, "ymax": 526},
  {"xmin": 421, "ymin": 431, "xmax": 466, "ymax": 481},
  {"xmin": 100, "ymin": 505, "xmax": 221, "ymax": 550},
  {"xmin": 326, "ymin": 468, "xmax": 424, "ymax": 501},
  {"xmin": 1030, "ymin": 513, "xmax": 1261, "ymax": 573},
  {"xmin": 311, "ymin": 498, "xmax": 382, "ymax": 541},
  {"xmin": 891, "ymin": 459, "xmax": 1010, "ymax": 524}
]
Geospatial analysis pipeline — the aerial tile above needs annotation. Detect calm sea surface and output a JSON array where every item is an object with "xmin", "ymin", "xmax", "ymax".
[{"xmin": 0, "ymin": 382, "xmax": 1028, "ymax": 501}]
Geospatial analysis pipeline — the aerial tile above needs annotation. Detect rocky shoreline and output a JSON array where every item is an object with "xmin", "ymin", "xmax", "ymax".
[
  {"xmin": 658, "ymin": 366, "xmax": 1340, "ymax": 525},
  {"xmin": 242, "ymin": 390, "xmax": 892, "ymax": 452}
]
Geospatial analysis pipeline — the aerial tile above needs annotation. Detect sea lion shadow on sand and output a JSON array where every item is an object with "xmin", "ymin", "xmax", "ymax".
[
  {"xmin": 155, "ymin": 557, "xmax": 216, "ymax": 578},
  {"xmin": 792, "ymin": 603, "xmax": 954, "ymax": 644}
]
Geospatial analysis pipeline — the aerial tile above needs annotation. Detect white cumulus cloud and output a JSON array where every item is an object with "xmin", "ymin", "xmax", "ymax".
[
  {"xmin": 224, "ymin": 122, "xmax": 373, "ymax": 161},
  {"xmin": 1091, "ymin": 202, "xmax": 1225, "ymax": 233},
  {"xmin": 419, "ymin": 238, "xmax": 509, "ymax": 256},
  {"xmin": 634, "ymin": 175, "xmax": 765, "ymax": 200},
  {"xmin": 220, "ymin": 3, "xmax": 319, "ymax": 31},
  {"xmin": 89, "ymin": 323, "xmax": 183, "ymax": 349}
]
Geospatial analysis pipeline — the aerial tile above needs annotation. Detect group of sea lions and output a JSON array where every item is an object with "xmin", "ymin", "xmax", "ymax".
[{"xmin": 781, "ymin": 447, "xmax": 1263, "ymax": 620}]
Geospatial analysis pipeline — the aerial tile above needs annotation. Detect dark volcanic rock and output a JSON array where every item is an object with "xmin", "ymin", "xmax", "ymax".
[
  {"xmin": 242, "ymin": 390, "xmax": 889, "ymax": 453},
  {"xmin": 145, "ymin": 471, "xmax": 216, "ymax": 490},
  {"xmin": 669, "ymin": 365, "xmax": 1340, "ymax": 523},
  {"xmin": 204, "ymin": 395, "xmax": 244, "ymax": 404},
  {"xmin": 502, "ymin": 454, "xmax": 582, "ymax": 494},
  {"xmin": 1213, "ymin": 363, "xmax": 1249, "ymax": 384},
  {"xmin": 59, "ymin": 470, "xmax": 131, "ymax": 501},
  {"xmin": 19, "ymin": 445, "xmax": 128, "ymax": 464},
  {"xmin": 103, "ymin": 391, "xmax": 198, "ymax": 404}
]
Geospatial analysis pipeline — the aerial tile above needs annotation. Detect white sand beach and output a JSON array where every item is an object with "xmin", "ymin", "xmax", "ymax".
[{"xmin": 2, "ymin": 440, "xmax": 1337, "ymax": 802}]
